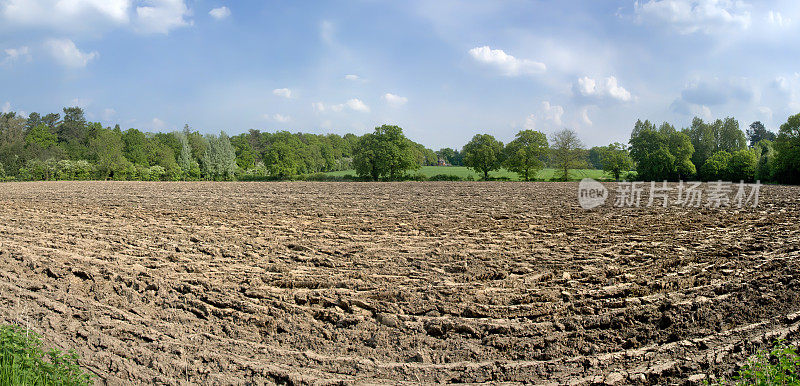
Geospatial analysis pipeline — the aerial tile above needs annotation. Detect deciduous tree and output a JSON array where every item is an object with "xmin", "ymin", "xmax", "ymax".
[
  {"xmin": 549, "ymin": 129, "xmax": 585, "ymax": 181},
  {"xmin": 463, "ymin": 134, "xmax": 504, "ymax": 180},
  {"xmin": 504, "ymin": 130, "xmax": 548, "ymax": 181}
]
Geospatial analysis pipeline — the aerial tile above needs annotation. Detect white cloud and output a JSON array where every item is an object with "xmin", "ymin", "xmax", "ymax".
[
  {"xmin": 313, "ymin": 99, "xmax": 370, "ymax": 113},
  {"xmin": 46, "ymin": 39, "xmax": 98, "ymax": 68},
  {"xmin": 320, "ymin": 20, "xmax": 335, "ymax": 45},
  {"xmin": 383, "ymin": 93, "xmax": 408, "ymax": 107},
  {"xmin": 312, "ymin": 102, "xmax": 326, "ymax": 112},
  {"xmin": 209, "ymin": 6, "xmax": 230, "ymax": 20},
  {"xmin": 345, "ymin": 74, "xmax": 361, "ymax": 81},
  {"xmin": 1, "ymin": 0, "xmax": 191, "ymax": 35},
  {"xmin": 468, "ymin": 45, "xmax": 545, "ymax": 76},
  {"xmin": 580, "ymin": 107, "xmax": 593, "ymax": 126},
  {"xmin": 2, "ymin": 46, "xmax": 31, "ymax": 65},
  {"xmin": 524, "ymin": 101, "xmax": 564, "ymax": 130},
  {"xmin": 150, "ymin": 117, "xmax": 166, "ymax": 129},
  {"xmin": 768, "ymin": 11, "xmax": 790, "ymax": 27},
  {"xmin": 70, "ymin": 98, "xmax": 91, "ymax": 108},
  {"xmin": 757, "ymin": 106, "xmax": 773, "ymax": 121},
  {"xmin": 270, "ymin": 113, "xmax": 291, "ymax": 123},
  {"xmin": 273, "ymin": 88, "xmax": 293, "ymax": 99},
  {"xmin": 680, "ymin": 77, "xmax": 753, "ymax": 105},
  {"xmin": 0, "ymin": 0, "xmax": 131, "ymax": 30},
  {"xmin": 574, "ymin": 76, "xmax": 632, "ymax": 102},
  {"xmin": 1, "ymin": 102, "xmax": 11, "ymax": 113},
  {"xmin": 634, "ymin": 0, "xmax": 751, "ymax": 34},
  {"xmin": 346, "ymin": 98, "xmax": 369, "ymax": 112},
  {"xmin": 135, "ymin": 0, "xmax": 191, "ymax": 34},
  {"xmin": 670, "ymin": 98, "xmax": 713, "ymax": 119}
]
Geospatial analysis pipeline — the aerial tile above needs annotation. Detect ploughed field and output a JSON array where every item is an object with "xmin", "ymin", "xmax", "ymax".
[{"xmin": 1, "ymin": 181, "xmax": 799, "ymax": 385}]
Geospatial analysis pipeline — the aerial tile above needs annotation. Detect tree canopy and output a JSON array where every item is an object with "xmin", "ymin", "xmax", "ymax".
[
  {"xmin": 463, "ymin": 134, "xmax": 504, "ymax": 180},
  {"xmin": 503, "ymin": 130, "xmax": 548, "ymax": 181},
  {"xmin": 550, "ymin": 129, "xmax": 585, "ymax": 181}
]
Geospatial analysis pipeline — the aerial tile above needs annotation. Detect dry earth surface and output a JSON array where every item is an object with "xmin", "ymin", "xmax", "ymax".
[{"xmin": 1, "ymin": 181, "xmax": 799, "ymax": 385}]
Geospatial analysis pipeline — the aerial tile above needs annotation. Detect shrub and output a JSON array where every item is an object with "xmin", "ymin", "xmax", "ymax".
[
  {"xmin": 708, "ymin": 340, "xmax": 800, "ymax": 385},
  {"xmin": 427, "ymin": 174, "xmax": 463, "ymax": 181},
  {"xmin": 147, "ymin": 165, "xmax": 166, "ymax": 181},
  {"xmin": 0, "ymin": 324, "xmax": 93, "ymax": 385}
]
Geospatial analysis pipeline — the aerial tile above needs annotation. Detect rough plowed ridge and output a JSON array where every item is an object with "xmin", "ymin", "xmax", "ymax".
[{"xmin": 0, "ymin": 181, "xmax": 799, "ymax": 385}]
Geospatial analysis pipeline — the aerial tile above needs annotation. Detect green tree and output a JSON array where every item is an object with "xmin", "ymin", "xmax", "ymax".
[
  {"xmin": 463, "ymin": 134, "xmax": 504, "ymax": 180},
  {"xmin": 755, "ymin": 139, "xmax": 776, "ymax": 181},
  {"xmin": 504, "ymin": 130, "xmax": 548, "ymax": 181},
  {"xmin": 774, "ymin": 113, "xmax": 800, "ymax": 184},
  {"xmin": 728, "ymin": 148, "xmax": 758, "ymax": 182},
  {"xmin": 353, "ymin": 125, "xmax": 418, "ymax": 180},
  {"xmin": 230, "ymin": 134, "xmax": 257, "ymax": 170},
  {"xmin": 587, "ymin": 146, "xmax": 604, "ymax": 169},
  {"xmin": 684, "ymin": 117, "xmax": 746, "ymax": 170},
  {"xmin": 175, "ymin": 131, "xmax": 200, "ymax": 179},
  {"xmin": 122, "ymin": 129, "xmax": 149, "ymax": 165},
  {"xmin": 202, "ymin": 131, "xmax": 238, "ymax": 181},
  {"xmin": 699, "ymin": 151, "xmax": 732, "ymax": 181},
  {"xmin": 747, "ymin": 121, "xmax": 776, "ymax": 147},
  {"xmin": 630, "ymin": 120, "xmax": 695, "ymax": 181},
  {"xmin": 599, "ymin": 142, "xmax": 633, "ymax": 181},
  {"xmin": 0, "ymin": 112, "xmax": 27, "ymax": 176},
  {"xmin": 90, "ymin": 128, "xmax": 131, "ymax": 179},
  {"xmin": 264, "ymin": 141, "xmax": 300, "ymax": 178},
  {"xmin": 25, "ymin": 124, "xmax": 58, "ymax": 151},
  {"xmin": 549, "ymin": 129, "xmax": 585, "ymax": 181},
  {"xmin": 56, "ymin": 107, "xmax": 91, "ymax": 159}
]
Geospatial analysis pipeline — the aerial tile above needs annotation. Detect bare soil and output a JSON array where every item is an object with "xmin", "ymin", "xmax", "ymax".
[{"xmin": 1, "ymin": 181, "xmax": 799, "ymax": 385}]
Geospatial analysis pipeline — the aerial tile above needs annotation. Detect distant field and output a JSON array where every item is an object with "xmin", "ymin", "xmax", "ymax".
[{"xmin": 325, "ymin": 166, "xmax": 611, "ymax": 181}]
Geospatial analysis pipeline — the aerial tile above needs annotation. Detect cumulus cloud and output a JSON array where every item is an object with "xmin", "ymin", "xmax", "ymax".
[
  {"xmin": 313, "ymin": 99, "xmax": 370, "ymax": 113},
  {"xmin": 0, "ymin": 0, "xmax": 130, "ymax": 30},
  {"xmin": 0, "ymin": 0, "xmax": 191, "ymax": 35},
  {"xmin": 383, "ymin": 93, "xmax": 408, "ymax": 107},
  {"xmin": 634, "ymin": 0, "xmax": 751, "ymax": 34},
  {"xmin": 312, "ymin": 102, "xmax": 326, "ymax": 112},
  {"xmin": 135, "ymin": 0, "xmax": 192, "ymax": 34},
  {"xmin": 468, "ymin": 45, "xmax": 545, "ymax": 76},
  {"xmin": 574, "ymin": 76, "xmax": 632, "ymax": 103},
  {"xmin": 209, "ymin": 6, "xmax": 230, "ymax": 20},
  {"xmin": 269, "ymin": 113, "xmax": 291, "ymax": 123},
  {"xmin": 346, "ymin": 98, "xmax": 369, "ymax": 112},
  {"xmin": 45, "ymin": 39, "xmax": 98, "ymax": 68},
  {"xmin": 272, "ymin": 88, "xmax": 293, "ymax": 99},
  {"xmin": 2, "ymin": 46, "xmax": 31, "ymax": 65},
  {"xmin": 1, "ymin": 101, "xmax": 11, "ymax": 113},
  {"xmin": 680, "ymin": 77, "xmax": 753, "ymax": 106},
  {"xmin": 580, "ymin": 107, "xmax": 593, "ymax": 126},
  {"xmin": 524, "ymin": 101, "xmax": 565, "ymax": 130},
  {"xmin": 670, "ymin": 98, "xmax": 713, "ymax": 119},
  {"xmin": 150, "ymin": 117, "xmax": 166, "ymax": 129},
  {"xmin": 768, "ymin": 11, "xmax": 790, "ymax": 27}
]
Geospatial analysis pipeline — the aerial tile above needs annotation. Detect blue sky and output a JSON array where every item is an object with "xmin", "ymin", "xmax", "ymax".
[{"xmin": 1, "ymin": 0, "xmax": 799, "ymax": 149}]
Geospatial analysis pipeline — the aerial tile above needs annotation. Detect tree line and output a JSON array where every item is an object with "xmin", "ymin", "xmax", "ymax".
[
  {"xmin": 0, "ymin": 108, "xmax": 439, "ymax": 182},
  {"xmin": 0, "ymin": 106, "xmax": 798, "ymax": 183},
  {"xmin": 355, "ymin": 114, "xmax": 800, "ymax": 183}
]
